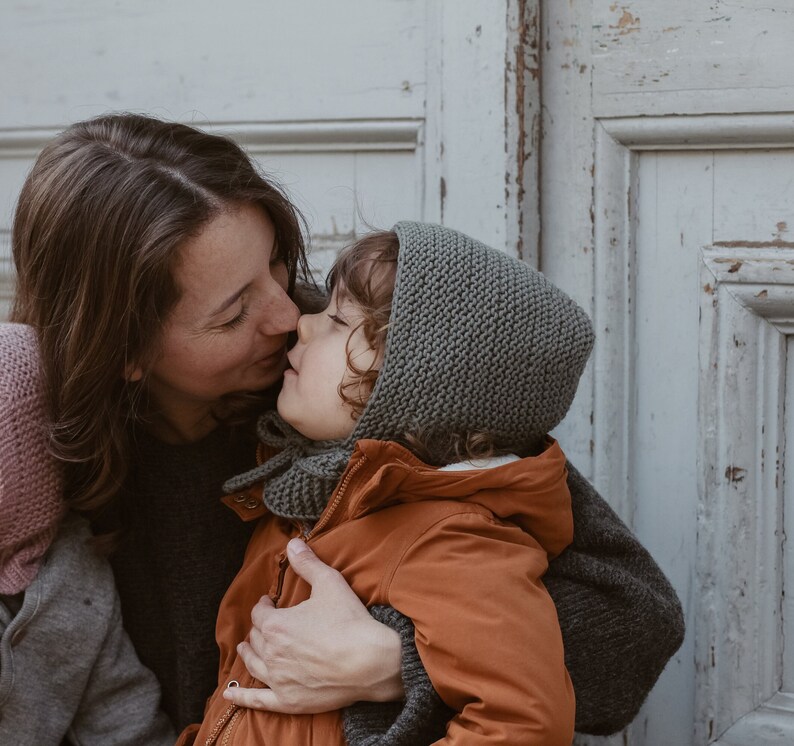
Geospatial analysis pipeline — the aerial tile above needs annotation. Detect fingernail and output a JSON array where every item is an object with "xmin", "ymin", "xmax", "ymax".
[{"xmin": 287, "ymin": 538, "xmax": 309, "ymax": 555}]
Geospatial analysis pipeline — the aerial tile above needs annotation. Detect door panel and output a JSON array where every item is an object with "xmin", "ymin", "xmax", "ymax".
[
  {"xmin": 543, "ymin": 1, "xmax": 794, "ymax": 743},
  {"xmin": 1, "ymin": 0, "xmax": 531, "ymax": 319}
]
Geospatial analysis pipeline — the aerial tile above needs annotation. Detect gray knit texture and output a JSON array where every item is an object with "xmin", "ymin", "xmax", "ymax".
[
  {"xmin": 343, "ymin": 606, "xmax": 453, "ymax": 746},
  {"xmin": 354, "ymin": 221, "xmax": 594, "ymax": 449},
  {"xmin": 224, "ymin": 410, "xmax": 348, "ymax": 521},
  {"xmin": 225, "ymin": 221, "xmax": 595, "ymax": 518}
]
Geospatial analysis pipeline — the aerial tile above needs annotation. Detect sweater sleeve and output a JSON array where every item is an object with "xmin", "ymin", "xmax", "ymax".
[
  {"xmin": 67, "ymin": 588, "xmax": 176, "ymax": 746},
  {"xmin": 386, "ymin": 511, "xmax": 575, "ymax": 746},
  {"xmin": 343, "ymin": 606, "xmax": 454, "ymax": 746},
  {"xmin": 544, "ymin": 461, "xmax": 685, "ymax": 735}
]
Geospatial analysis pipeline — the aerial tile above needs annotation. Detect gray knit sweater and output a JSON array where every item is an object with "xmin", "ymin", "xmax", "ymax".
[
  {"xmin": 0, "ymin": 514, "xmax": 175, "ymax": 746},
  {"xmin": 108, "ymin": 422, "xmax": 682, "ymax": 741}
]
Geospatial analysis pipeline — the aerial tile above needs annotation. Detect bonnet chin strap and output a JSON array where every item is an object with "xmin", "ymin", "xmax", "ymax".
[{"xmin": 223, "ymin": 410, "xmax": 354, "ymax": 522}]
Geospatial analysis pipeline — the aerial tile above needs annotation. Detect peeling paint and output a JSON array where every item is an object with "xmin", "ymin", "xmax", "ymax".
[
  {"xmin": 505, "ymin": 2, "xmax": 548, "ymax": 262},
  {"xmin": 728, "ymin": 261, "xmax": 743, "ymax": 273},
  {"xmin": 755, "ymin": 289, "xmax": 768, "ymax": 298},
  {"xmin": 610, "ymin": 8, "xmax": 641, "ymax": 35},
  {"xmin": 725, "ymin": 466, "xmax": 746, "ymax": 483},
  {"xmin": 704, "ymin": 283, "xmax": 713, "ymax": 295},
  {"xmin": 617, "ymin": 10, "xmax": 638, "ymax": 28},
  {"xmin": 714, "ymin": 239, "xmax": 794, "ymax": 249}
]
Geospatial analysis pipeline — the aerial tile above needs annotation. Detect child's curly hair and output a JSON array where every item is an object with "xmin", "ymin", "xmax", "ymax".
[{"xmin": 326, "ymin": 230, "xmax": 398, "ymax": 418}]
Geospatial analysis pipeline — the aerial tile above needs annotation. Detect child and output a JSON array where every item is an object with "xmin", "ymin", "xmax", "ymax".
[
  {"xmin": 181, "ymin": 222, "xmax": 594, "ymax": 745},
  {"xmin": 0, "ymin": 323, "xmax": 175, "ymax": 745}
]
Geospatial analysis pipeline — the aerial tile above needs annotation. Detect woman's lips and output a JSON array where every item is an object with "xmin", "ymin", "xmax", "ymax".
[{"xmin": 254, "ymin": 347, "xmax": 286, "ymax": 368}]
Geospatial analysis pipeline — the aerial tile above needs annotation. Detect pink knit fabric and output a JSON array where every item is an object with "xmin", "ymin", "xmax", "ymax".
[{"xmin": 0, "ymin": 323, "xmax": 64, "ymax": 594}]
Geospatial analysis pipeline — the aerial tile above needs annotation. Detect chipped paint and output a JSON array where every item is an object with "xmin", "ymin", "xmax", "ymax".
[
  {"xmin": 714, "ymin": 239, "xmax": 794, "ymax": 249},
  {"xmin": 704, "ymin": 283, "xmax": 713, "ymax": 295},
  {"xmin": 610, "ymin": 8, "xmax": 641, "ymax": 35},
  {"xmin": 508, "ymin": 0, "xmax": 541, "ymax": 262},
  {"xmin": 725, "ymin": 466, "xmax": 746, "ymax": 483},
  {"xmin": 728, "ymin": 261, "xmax": 743, "ymax": 273}
]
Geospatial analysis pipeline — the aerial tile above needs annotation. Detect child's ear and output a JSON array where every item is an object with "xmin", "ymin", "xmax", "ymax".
[{"xmin": 124, "ymin": 363, "xmax": 143, "ymax": 383}]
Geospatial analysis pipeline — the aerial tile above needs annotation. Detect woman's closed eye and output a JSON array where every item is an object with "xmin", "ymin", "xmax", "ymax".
[{"xmin": 221, "ymin": 306, "xmax": 250, "ymax": 330}]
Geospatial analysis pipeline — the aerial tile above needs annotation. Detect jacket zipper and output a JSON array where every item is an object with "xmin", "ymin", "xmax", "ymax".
[
  {"xmin": 270, "ymin": 454, "xmax": 369, "ymax": 606},
  {"xmin": 220, "ymin": 707, "xmax": 242, "ymax": 746},
  {"xmin": 204, "ymin": 703, "xmax": 239, "ymax": 746},
  {"xmin": 208, "ymin": 455, "xmax": 370, "ymax": 742}
]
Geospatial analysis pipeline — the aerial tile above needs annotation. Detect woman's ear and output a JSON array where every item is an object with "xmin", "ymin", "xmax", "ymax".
[{"xmin": 124, "ymin": 363, "xmax": 143, "ymax": 382}]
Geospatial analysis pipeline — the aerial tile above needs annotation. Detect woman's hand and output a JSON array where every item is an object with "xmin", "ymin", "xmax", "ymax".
[{"xmin": 223, "ymin": 538, "xmax": 404, "ymax": 713}]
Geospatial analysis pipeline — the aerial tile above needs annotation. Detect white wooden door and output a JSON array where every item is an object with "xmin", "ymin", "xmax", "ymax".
[
  {"xmin": 540, "ymin": 1, "xmax": 794, "ymax": 744},
  {"xmin": 0, "ymin": 0, "xmax": 531, "ymax": 315}
]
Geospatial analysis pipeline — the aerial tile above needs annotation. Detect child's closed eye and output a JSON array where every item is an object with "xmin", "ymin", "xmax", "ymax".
[{"xmin": 328, "ymin": 313, "xmax": 349, "ymax": 326}]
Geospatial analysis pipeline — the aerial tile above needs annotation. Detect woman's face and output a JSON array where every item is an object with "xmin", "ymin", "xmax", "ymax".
[{"xmin": 142, "ymin": 203, "xmax": 299, "ymax": 437}]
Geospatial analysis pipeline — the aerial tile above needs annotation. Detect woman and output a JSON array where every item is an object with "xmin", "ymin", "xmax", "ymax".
[{"xmin": 10, "ymin": 113, "xmax": 683, "ymax": 739}]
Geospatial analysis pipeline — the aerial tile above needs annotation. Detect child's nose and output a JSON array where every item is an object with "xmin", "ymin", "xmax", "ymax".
[{"xmin": 296, "ymin": 312, "xmax": 317, "ymax": 340}]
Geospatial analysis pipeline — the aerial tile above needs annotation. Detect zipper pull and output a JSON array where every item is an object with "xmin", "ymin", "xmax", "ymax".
[{"xmin": 271, "ymin": 551, "xmax": 289, "ymax": 607}]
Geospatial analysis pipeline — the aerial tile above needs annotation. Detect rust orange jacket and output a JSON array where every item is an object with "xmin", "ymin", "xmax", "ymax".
[{"xmin": 179, "ymin": 438, "xmax": 575, "ymax": 746}]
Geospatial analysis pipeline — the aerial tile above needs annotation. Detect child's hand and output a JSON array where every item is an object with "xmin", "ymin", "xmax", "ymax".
[{"xmin": 223, "ymin": 539, "xmax": 404, "ymax": 713}]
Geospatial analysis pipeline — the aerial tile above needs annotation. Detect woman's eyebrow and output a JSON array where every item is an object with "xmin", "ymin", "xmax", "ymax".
[{"xmin": 209, "ymin": 283, "xmax": 251, "ymax": 318}]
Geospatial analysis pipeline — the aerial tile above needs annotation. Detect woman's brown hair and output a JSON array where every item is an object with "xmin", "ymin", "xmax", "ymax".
[{"xmin": 11, "ymin": 113, "xmax": 310, "ymax": 518}]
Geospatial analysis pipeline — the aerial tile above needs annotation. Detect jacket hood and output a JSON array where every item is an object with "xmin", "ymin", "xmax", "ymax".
[{"xmin": 336, "ymin": 437, "xmax": 573, "ymax": 559}]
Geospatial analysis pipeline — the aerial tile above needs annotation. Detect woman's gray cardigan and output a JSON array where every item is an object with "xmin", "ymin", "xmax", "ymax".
[{"xmin": 0, "ymin": 514, "xmax": 174, "ymax": 746}]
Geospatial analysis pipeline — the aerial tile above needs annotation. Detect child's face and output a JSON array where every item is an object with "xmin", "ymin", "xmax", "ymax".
[{"xmin": 277, "ymin": 288, "xmax": 379, "ymax": 440}]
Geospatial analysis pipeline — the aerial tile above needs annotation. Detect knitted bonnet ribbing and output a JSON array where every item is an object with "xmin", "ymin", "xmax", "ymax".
[
  {"xmin": 225, "ymin": 222, "xmax": 594, "ymax": 519},
  {"xmin": 0, "ymin": 323, "xmax": 63, "ymax": 594}
]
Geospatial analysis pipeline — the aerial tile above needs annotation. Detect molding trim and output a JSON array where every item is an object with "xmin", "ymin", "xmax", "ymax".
[
  {"xmin": 601, "ymin": 112, "xmax": 794, "ymax": 151},
  {"xmin": 0, "ymin": 230, "xmax": 13, "ymax": 321},
  {"xmin": 714, "ymin": 694, "xmax": 794, "ymax": 746},
  {"xmin": 0, "ymin": 119, "xmax": 424, "ymax": 158},
  {"xmin": 696, "ymin": 247, "xmax": 791, "ymax": 743}
]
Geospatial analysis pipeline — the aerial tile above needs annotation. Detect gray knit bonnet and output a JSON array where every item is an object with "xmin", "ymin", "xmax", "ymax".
[{"xmin": 225, "ymin": 222, "xmax": 594, "ymax": 521}]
